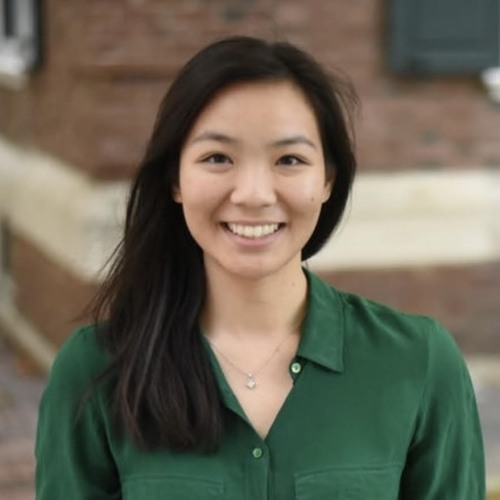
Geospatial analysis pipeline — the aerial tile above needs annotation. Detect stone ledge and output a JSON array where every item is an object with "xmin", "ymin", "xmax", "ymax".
[
  {"xmin": 0, "ymin": 137, "xmax": 128, "ymax": 281},
  {"xmin": 311, "ymin": 170, "xmax": 500, "ymax": 270},
  {"xmin": 1, "ymin": 137, "xmax": 500, "ymax": 281}
]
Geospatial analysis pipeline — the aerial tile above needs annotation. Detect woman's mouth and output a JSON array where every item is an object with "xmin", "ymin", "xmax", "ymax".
[{"xmin": 224, "ymin": 222, "xmax": 282, "ymax": 239}]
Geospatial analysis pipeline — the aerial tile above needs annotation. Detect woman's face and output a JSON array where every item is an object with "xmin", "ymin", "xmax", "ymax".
[{"xmin": 175, "ymin": 80, "xmax": 332, "ymax": 281}]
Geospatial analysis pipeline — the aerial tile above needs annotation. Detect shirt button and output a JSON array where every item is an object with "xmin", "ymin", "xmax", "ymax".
[
  {"xmin": 290, "ymin": 362, "xmax": 302, "ymax": 374},
  {"xmin": 252, "ymin": 447, "xmax": 263, "ymax": 459}
]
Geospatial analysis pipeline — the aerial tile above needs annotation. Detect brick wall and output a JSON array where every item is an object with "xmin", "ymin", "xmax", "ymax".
[
  {"xmin": 1, "ymin": 0, "xmax": 500, "ymax": 179},
  {"xmin": 0, "ymin": 0, "xmax": 499, "ymax": 355},
  {"xmin": 11, "ymin": 233, "xmax": 97, "ymax": 347}
]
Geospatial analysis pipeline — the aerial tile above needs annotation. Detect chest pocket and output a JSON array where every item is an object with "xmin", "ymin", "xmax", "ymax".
[
  {"xmin": 122, "ymin": 475, "xmax": 224, "ymax": 500},
  {"xmin": 295, "ymin": 465, "xmax": 402, "ymax": 500}
]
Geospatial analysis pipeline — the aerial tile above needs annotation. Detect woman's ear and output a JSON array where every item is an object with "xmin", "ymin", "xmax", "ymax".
[
  {"xmin": 322, "ymin": 178, "xmax": 334, "ymax": 203},
  {"xmin": 172, "ymin": 185, "xmax": 182, "ymax": 203}
]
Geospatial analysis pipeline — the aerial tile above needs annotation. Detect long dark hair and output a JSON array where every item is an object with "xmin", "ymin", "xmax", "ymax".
[{"xmin": 92, "ymin": 36, "xmax": 357, "ymax": 451}]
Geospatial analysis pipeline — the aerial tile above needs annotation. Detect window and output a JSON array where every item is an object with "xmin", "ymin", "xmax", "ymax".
[
  {"xmin": 0, "ymin": 0, "xmax": 42, "ymax": 77},
  {"xmin": 388, "ymin": 0, "xmax": 499, "ymax": 76}
]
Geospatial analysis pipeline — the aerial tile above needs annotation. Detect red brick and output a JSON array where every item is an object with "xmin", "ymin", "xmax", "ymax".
[
  {"xmin": 1, "ymin": 0, "xmax": 499, "ymax": 179},
  {"xmin": 11, "ymin": 233, "xmax": 97, "ymax": 346}
]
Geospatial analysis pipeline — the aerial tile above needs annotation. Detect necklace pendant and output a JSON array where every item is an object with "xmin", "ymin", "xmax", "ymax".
[{"xmin": 245, "ymin": 373, "xmax": 256, "ymax": 389}]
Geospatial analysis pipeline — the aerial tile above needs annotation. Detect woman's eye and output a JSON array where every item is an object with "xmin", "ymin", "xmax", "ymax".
[
  {"xmin": 277, "ymin": 155, "xmax": 306, "ymax": 166},
  {"xmin": 203, "ymin": 153, "xmax": 231, "ymax": 164}
]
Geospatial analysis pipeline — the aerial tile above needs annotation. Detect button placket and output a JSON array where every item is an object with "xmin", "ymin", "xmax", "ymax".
[{"xmin": 247, "ymin": 443, "xmax": 269, "ymax": 499}]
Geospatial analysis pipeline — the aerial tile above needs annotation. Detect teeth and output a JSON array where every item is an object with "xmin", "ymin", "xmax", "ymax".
[{"xmin": 227, "ymin": 223, "xmax": 280, "ymax": 238}]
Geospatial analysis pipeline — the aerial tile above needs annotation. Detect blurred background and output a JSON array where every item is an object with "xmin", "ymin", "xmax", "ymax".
[{"xmin": 0, "ymin": 0, "xmax": 499, "ymax": 498}]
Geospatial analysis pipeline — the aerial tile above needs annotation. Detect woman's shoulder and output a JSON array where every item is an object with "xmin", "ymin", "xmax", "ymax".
[
  {"xmin": 334, "ymin": 285, "xmax": 465, "ymax": 370},
  {"xmin": 305, "ymin": 269, "xmax": 462, "ymax": 365},
  {"xmin": 47, "ymin": 324, "xmax": 111, "ymax": 390}
]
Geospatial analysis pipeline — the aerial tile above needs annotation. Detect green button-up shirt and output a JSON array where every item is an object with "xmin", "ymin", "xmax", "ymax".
[{"xmin": 35, "ymin": 271, "xmax": 485, "ymax": 499}]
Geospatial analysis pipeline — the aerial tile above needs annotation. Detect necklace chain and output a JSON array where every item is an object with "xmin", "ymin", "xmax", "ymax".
[{"xmin": 207, "ymin": 333, "xmax": 294, "ymax": 390}]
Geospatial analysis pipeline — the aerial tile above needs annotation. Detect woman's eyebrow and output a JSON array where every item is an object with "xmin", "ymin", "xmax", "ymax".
[
  {"xmin": 269, "ymin": 135, "xmax": 317, "ymax": 150},
  {"xmin": 188, "ymin": 131, "xmax": 317, "ymax": 150},
  {"xmin": 189, "ymin": 131, "xmax": 238, "ymax": 145}
]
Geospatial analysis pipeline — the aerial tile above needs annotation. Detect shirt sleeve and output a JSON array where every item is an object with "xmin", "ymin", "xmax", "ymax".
[
  {"xmin": 400, "ymin": 320, "xmax": 486, "ymax": 499},
  {"xmin": 35, "ymin": 327, "xmax": 120, "ymax": 500}
]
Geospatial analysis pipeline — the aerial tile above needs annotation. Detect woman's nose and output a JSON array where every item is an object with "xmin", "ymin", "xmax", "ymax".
[{"xmin": 229, "ymin": 164, "xmax": 277, "ymax": 207}]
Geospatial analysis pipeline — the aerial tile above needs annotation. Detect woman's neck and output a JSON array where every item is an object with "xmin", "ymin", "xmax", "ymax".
[{"xmin": 201, "ymin": 265, "xmax": 308, "ymax": 341}]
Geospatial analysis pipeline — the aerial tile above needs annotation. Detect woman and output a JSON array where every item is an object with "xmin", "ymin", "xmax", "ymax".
[{"xmin": 35, "ymin": 36, "xmax": 485, "ymax": 499}]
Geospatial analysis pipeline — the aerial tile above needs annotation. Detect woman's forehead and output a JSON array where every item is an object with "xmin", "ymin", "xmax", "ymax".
[{"xmin": 184, "ymin": 80, "xmax": 321, "ymax": 146}]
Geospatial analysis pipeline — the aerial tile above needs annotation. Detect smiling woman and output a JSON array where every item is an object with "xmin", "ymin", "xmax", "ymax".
[
  {"xmin": 35, "ymin": 36, "xmax": 485, "ymax": 500},
  {"xmin": 175, "ymin": 80, "xmax": 331, "ymax": 282}
]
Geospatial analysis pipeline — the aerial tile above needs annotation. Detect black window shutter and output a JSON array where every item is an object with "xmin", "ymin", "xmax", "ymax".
[
  {"xmin": 3, "ymin": 0, "xmax": 16, "ymax": 37},
  {"xmin": 388, "ymin": 0, "xmax": 499, "ymax": 75}
]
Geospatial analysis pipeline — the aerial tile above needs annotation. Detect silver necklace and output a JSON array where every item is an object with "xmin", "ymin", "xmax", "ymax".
[{"xmin": 207, "ymin": 333, "xmax": 293, "ymax": 390}]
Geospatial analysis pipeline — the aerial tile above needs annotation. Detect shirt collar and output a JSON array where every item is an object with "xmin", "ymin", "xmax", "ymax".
[{"xmin": 298, "ymin": 268, "xmax": 345, "ymax": 373}]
